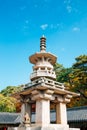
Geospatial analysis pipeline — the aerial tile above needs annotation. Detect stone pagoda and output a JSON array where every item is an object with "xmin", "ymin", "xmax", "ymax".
[{"xmin": 19, "ymin": 36, "xmax": 79, "ymax": 130}]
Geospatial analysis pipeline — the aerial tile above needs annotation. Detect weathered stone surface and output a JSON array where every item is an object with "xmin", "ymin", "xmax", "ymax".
[{"xmin": 36, "ymin": 100, "xmax": 50, "ymax": 125}]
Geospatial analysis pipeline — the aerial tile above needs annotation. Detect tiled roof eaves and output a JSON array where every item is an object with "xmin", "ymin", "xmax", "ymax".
[
  {"xmin": 68, "ymin": 119, "xmax": 87, "ymax": 123},
  {"xmin": 0, "ymin": 112, "xmax": 21, "ymax": 125},
  {"xmin": 67, "ymin": 106, "xmax": 87, "ymax": 122},
  {"xmin": 67, "ymin": 106, "xmax": 87, "ymax": 111},
  {"xmin": 0, "ymin": 122, "xmax": 20, "ymax": 125}
]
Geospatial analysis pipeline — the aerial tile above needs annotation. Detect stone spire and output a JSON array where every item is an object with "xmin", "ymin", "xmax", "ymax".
[
  {"xmin": 29, "ymin": 35, "xmax": 57, "ymax": 81},
  {"xmin": 40, "ymin": 35, "xmax": 46, "ymax": 52}
]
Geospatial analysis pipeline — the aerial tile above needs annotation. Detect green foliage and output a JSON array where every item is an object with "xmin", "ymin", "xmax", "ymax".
[
  {"xmin": 55, "ymin": 54, "xmax": 87, "ymax": 107},
  {"xmin": 71, "ymin": 55, "xmax": 87, "ymax": 96},
  {"xmin": 0, "ymin": 85, "xmax": 23, "ymax": 112},
  {"xmin": 0, "ymin": 94, "xmax": 16, "ymax": 112},
  {"xmin": 54, "ymin": 63, "xmax": 73, "ymax": 90},
  {"xmin": 54, "ymin": 63, "xmax": 65, "ymax": 80},
  {"xmin": 1, "ymin": 85, "xmax": 23, "ymax": 96}
]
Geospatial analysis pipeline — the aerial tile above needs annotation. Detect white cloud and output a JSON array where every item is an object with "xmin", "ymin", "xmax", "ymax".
[
  {"xmin": 72, "ymin": 27, "xmax": 80, "ymax": 32},
  {"xmin": 50, "ymin": 24, "xmax": 60, "ymax": 29},
  {"xmin": 40, "ymin": 24, "xmax": 48, "ymax": 30},
  {"xmin": 40, "ymin": 23, "xmax": 63, "ymax": 30},
  {"xmin": 50, "ymin": 23, "xmax": 63, "ymax": 30},
  {"xmin": 64, "ymin": 0, "xmax": 73, "ymax": 13},
  {"xmin": 66, "ymin": 5, "xmax": 72, "ymax": 13}
]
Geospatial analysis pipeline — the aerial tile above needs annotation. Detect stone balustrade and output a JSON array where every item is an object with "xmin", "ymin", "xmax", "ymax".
[
  {"xmin": 25, "ymin": 77, "xmax": 65, "ymax": 90},
  {"xmin": 30, "ymin": 70, "xmax": 56, "ymax": 80}
]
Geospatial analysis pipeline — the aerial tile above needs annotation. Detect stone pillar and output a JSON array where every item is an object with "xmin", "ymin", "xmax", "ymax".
[
  {"xmin": 36, "ymin": 99, "xmax": 50, "ymax": 126},
  {"xmin": 21, "ymin": 103, "xmax": 26, "ymax": 123},
  {"xmin": 56, "ymin": 102, "xmax": 67, "ymax": 125},
  {"xmin": 21, "ymin": 97, "xmax": 32, "ymax": 124},
  {"xmin": 25, "ymin": 102, "xmax": 32, "ymax": 122}
]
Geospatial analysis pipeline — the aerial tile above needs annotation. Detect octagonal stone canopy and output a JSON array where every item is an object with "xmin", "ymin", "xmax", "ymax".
[{"xmin": 29, "ymin": 52, "xmax": 57, "ymax": 65}]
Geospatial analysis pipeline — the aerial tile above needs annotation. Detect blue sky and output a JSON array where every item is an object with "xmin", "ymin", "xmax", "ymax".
[{"xmin": 0, "ymin": 0, "xmax": 87, "ymax": 91}]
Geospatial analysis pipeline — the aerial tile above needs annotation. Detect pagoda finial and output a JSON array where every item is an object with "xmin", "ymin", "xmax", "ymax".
[{"xmin": 40, "ymin": 35, "xmax": 46, "ymax": 52}]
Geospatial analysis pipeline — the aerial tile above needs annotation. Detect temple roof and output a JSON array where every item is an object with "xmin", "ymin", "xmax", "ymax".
[
  {"xmin": 0, "ymin": 112, "xmax": 21, "ymax": 125},
  {"xmin": 67, "ymin": 106, "xmax": 87, "ymax": 122},
  {"xmin": 0, "ymin": 106, "xmax": 87, "ymax": 125}
]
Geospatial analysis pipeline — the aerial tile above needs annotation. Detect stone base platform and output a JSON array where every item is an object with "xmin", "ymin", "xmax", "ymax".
[{"xmin": 18, "ymin": 124, "xmax": 80, "ymax": 130}]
